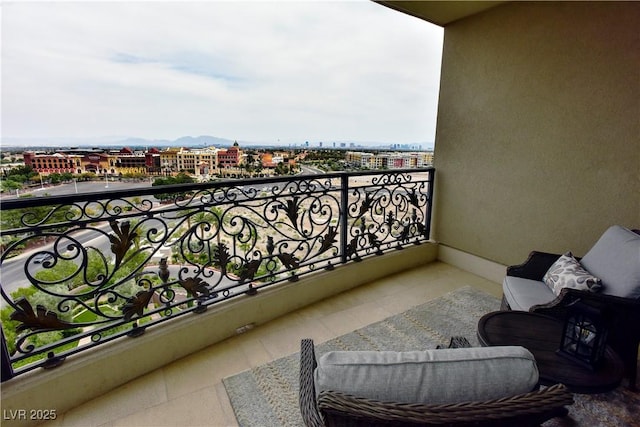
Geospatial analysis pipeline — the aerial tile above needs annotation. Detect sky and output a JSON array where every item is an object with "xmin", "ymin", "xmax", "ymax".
[{"xmin": 1, "ymin": 1, "xmax": 444, "ymax": 146}]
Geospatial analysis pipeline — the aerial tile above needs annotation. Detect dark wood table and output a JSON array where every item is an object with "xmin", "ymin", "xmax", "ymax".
[{"xmin": 477, "ymin": 311, "xmax": 624, "ymax": 394}]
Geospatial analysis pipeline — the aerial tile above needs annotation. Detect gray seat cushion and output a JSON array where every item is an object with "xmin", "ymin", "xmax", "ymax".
[
  {"xmin": 314, "ymin": 346, "xmax": 539, "ymax": 405},
  {"xmin": 580, "ymin": 225, "xmax": 640, "ymax": 299},
  {"xmin": 503, "ymin": 275, "xmax": 556, "ymax": 311}
]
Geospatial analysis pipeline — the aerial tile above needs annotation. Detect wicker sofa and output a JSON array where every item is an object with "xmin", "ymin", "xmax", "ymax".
[
  {"xmin": 299, "ymin": 339, "xmax": 573, "ymax": 427},
  {"xmin": 502, "ymin": 225, "xmax": 640, "ymax": 389}
]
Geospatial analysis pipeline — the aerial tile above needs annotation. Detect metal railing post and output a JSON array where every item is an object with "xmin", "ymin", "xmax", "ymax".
[
  {"xmin": 424, "ymin": 168, "xmax": 435, "ymax": 240},
  {"xmin": 340, "ymin": 173, "xmax": 349, "ymax": 264},
  {"xmin": 1, "ymin": 328, "xmax": 14, "ymax": 382}
]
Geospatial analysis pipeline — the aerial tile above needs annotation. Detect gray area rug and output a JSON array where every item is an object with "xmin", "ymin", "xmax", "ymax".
[{"xmin": 223, "ymin": 286, "xmax": 639, "ymax": 427}]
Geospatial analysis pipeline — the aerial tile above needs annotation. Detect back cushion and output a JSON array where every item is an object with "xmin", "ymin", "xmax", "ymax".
[
  {"xmin": 580, "ymin": 225, "xmax": 640, "ymax": 298},
  {"xmin": 314, "ymin": 346, "xmax": 538, "ymax": 405}
]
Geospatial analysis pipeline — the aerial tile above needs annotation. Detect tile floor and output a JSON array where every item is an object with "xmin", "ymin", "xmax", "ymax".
[{"xmin": 39, "ymin": 261, "xmax": 502, "ymax": 427}]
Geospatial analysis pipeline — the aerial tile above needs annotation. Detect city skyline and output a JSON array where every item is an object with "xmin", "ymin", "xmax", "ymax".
[
  {"xmin": 0, "ymin": 134, "xmax": 434, "ymax": 151},
  {"xmin": 2, "ymin": 1, "xmax": 444, "ymax": 147}
]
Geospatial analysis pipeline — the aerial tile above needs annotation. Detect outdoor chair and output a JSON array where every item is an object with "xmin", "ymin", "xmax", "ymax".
[
  {"xmin": 299, "ymin": 339, "xmax": 573, "ymax": 427},
  {"xmin": 502, "ymin": 225, "xmax": 640, "ymax": 389}
]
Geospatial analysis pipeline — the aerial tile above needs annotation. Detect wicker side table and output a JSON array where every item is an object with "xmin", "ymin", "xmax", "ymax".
[
  {"xmin": 477, "ymin": 311, "xmax": 624, "ymax": 394},
  {"xmin": 437, "ymin": 336, "xmax": 472, "ymax": 349}
]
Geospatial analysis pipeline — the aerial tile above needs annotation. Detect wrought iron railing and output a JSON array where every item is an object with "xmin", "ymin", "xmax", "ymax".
[{"xmin": 0, "ymin": 168, "xmax": 434, "ymax": 381}]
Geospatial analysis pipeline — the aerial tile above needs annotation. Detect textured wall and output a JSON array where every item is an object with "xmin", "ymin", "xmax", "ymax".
[{"xmin": 433, "ymin": 1, "xmax": 639, "ymax": 265}]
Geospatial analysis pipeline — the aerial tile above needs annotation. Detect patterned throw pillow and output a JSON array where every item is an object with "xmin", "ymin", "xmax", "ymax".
[{"xmin": 543, "ymin": 252, "xmax": 602, "ymax": 296}]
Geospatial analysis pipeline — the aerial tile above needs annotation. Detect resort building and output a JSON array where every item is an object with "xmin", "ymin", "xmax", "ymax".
[
  {"xmin": 22, "ymin": 152, "xmax": 78, "ymax": 175},
  {"xmin": 176, "ymin": 147, "xmax": 218, "ymax": 176},
  {"xmin": 346, "ymin": 151, "xmax": 433, "ymax": 169},
  {"xmin": 217, "ymin": 144, "xmax": 243, "ymax": 170}
]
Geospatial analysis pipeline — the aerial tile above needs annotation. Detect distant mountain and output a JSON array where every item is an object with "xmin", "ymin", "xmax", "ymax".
[
  {"xmin": 172, "ymin": 135, "xmax": 235, "ymax": 147},
  {"xmin": 117, "ymin": 137, "xmax": 172, "ymax": 147},
  {"xmin": 114, "ymin": 135, "xmax": 237, "ymax": 148},
  {"xmin": 0, "ymin": 135, "xmax": 236, "ymax": 149}
]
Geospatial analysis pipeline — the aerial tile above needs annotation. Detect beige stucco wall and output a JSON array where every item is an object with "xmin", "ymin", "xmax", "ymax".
[{"xmin": 433, "ymin": 1, "xmax": 639, "ymax": 265}]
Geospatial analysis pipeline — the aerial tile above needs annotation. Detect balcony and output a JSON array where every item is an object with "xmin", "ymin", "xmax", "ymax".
[{"xmin": 2, "ymin": 1, "xmax": 637, "ymax": 424}]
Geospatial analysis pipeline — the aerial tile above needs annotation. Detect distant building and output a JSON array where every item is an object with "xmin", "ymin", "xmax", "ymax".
[
  {"xmin": 346, "ymin": 151, "xmax": 433, "ymax": 169},
  {"xmin": 260, "ymin": 152, "xmax": 276, "ymax": 168},
  {"xmin": 260, "ymin": 150, "xmax": 297, "ymax": 170},
  {"xmin": 23, "ymin": 152, "xmax": 77, "ymax": 174},
  {"xmin": 177, "ymin": 147, "xmax": 218, "ymax": 176},
  {"xmin": 113, "ymin": 147, "xmax": 147, "ymax": 175},
  {"xmin": 25, "ymin": 147, "xmax": 163, "ymax": 177},
  {"xmin": 160, "ymin": 147, "xmax": 180, "ymax": 175},
  {"xmin": 21, "ymin": 143, "xmax": 302, "ymax": 179},
  {"xmin": 217, "ymin": 143, "xmax": 242, "ymax": 169}
]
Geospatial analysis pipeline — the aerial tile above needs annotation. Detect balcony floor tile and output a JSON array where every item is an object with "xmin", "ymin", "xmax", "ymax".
[
  {"xmin": 163, "ymin": 339, "xmax": 250, "ymax": 399},
  {"xmin": 109, "ymin": 385, "xmax": 227, "ymax": 427},
  {"xmin": 55, "ymin": 369, "xmax": 168, "ymax": 427}
]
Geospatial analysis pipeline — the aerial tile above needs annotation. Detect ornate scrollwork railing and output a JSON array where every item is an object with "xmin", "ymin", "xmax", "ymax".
[{"xmin": 0, "ymin": 168, "xmax": 434, "ymax": 380}]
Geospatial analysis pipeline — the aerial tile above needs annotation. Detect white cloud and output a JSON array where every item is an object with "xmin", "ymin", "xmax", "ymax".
[{"xmin": 1, "ymin": 0, "xmax": 443, "ymax": 145}]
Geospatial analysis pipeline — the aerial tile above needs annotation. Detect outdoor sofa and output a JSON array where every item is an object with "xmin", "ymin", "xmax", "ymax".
[{"xmin": 299, "ymin": 338, "xmax": 573, "ymax": 426}]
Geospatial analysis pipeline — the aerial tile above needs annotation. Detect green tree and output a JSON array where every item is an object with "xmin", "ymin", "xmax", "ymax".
[
  {"xmin": 48, "ymin": 173, "xmax": 62, "ymax": 184},
  {"xmin": 8, "ymin": 174, "xmax": 27, "ymax": 184},
  {"xmin": 1, "ymin": 179, "xmax": 22, "ymax": 193},
  {"xmin": 275, "ymin": 163, "xmax": 290, "ymax": 176},
  {"xmin": 152, "ymin": 173, "xmax": 195, "ymax": 201},
  {"xmin": 245, "ymin": 153, "xmax": 255, "ymax": 171},
  {"xmin": 6, "ymin": 165, "xmax": 37, "ymax": 181}
]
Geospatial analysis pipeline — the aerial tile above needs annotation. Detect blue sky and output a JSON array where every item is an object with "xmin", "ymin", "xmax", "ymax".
[{"xmin": 1, "ymin": 1, "xmax": 443, "ymax": 146}]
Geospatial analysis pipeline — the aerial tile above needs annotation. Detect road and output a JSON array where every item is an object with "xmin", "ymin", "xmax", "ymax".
[
  {"xmin": 1, "ymin": 180, "xmax": 154, "ymax": 200},
  {"xmin": 299, "ymin": 165, "xmax": 324, "ymax": 175},
  {"xmin": 2, "ymin": 164, "xmax": 325, "ymax": 201}
]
